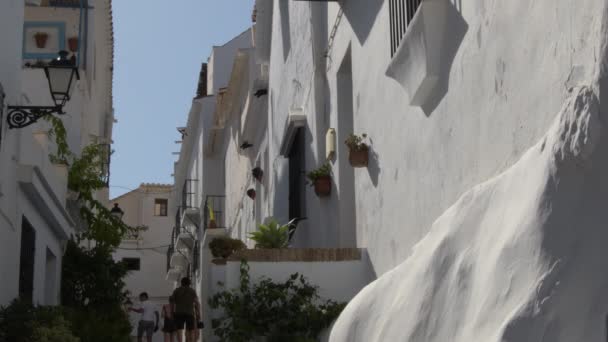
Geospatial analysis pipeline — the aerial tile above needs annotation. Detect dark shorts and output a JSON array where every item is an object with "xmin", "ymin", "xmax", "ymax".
[
  {"xmin": 173, "ymin": 313, "xmax": 195, "ymax": 331},
  {"xmin": 162, "ymin": 318, "xmax": 176, "ymax": 333},
  {"xmin": 137, "ymin": 320, "xmax": 155, "ymax": 338}
]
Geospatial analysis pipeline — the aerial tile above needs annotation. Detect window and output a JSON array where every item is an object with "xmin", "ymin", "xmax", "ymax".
[
  {"xmin": 122, "ymin": 258, "xmax": 140, "ymax": 271},
  {"xmin": 389, "ymin": 0, "xmax": 423, "ymax": 56},
  {"xmin": 154, "ymin": 198, "xmax": 168, "ymax": 216}
]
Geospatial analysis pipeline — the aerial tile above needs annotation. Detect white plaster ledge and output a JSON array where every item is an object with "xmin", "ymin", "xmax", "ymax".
[{"xmin": 386, "ymin": 0, "xmax": 466, "ymax": 108}]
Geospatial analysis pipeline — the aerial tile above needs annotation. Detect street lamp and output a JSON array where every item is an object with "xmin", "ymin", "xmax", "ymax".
[
  {"xmin": 6, "ymin": 51, "xmax": 80, "ymax": 129},
  {"xmin": 110, "ymin": 203, "xmax": 124, "ymax": 221}
]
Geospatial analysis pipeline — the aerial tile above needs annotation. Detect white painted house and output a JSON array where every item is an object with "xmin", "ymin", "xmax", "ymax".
[
  {"xmin": 110, "ymin": 183, "xmax": 174, "ymax": 342},
  {"xmin": 169, "ymin": 0, "xmax": 608, "ymax": 341},
  {"xmin": 0, "ymin": 0, "xmax": 114, "ymax": 306}
]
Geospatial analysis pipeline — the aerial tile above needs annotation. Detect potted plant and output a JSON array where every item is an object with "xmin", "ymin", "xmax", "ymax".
[
  {"xmin": 209, "ymin": 237, "xmax": 246, "ymax": 260},
  {"xmin": 249, "ymin": 219, "xmax": 290, "ymax": 249},
  {"xmin": 344, "ymin": 133, "xmax": 369, "ymax": 167},
  {"xmin": 67, "ymin": 36, "xmax": 78, "ymax": 52},
  {"xmin": 306, "ymin": 163, "xmax": 332, "ymax": 197},
  {"xmin": 34, "ymin": 32, "xmax": 48, "ymax": 48},
  {"xmin": 252, "ymin": 167, "xmax": 263, "ymax": 182},
  {"xmin": 247, "ymin": 188, "xmax": 256, "ymax": 200}
]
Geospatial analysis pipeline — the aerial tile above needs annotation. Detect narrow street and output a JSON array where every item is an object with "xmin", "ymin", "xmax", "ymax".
[{"xmin": 2, "ymin": 1, "xmax": 608, "ymax": 341}]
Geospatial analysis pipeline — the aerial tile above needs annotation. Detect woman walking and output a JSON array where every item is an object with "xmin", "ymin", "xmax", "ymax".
[{"xmin": 161, "ymin": 297, "xmax": 177, "ymax": 342}]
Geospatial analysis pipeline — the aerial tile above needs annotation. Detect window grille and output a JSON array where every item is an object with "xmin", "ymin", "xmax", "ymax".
[{"xmin": 389, "ymin": 0, "xmax": 424, "ymax": 57}]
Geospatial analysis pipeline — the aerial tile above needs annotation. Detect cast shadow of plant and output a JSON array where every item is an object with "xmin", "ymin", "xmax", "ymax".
[{"xmin": 367, "ymin": 140, "xmax": 380, "ymax": 188}]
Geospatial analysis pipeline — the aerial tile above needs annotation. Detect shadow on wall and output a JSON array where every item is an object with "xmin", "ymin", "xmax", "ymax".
[
  {"xmin": 342, "ymin": 0, "xmax": 384, "ymax": 45},
  {"xmin": 366, "ymin": 141, "xmax": 380, "ymax": 188},
  {"xmin": 420, "ymin": 8, "xmax": 468, "ymax": 115},
  {"xmin": 280, "ymin": 0, "xmax": 291, "ymax": 61}
]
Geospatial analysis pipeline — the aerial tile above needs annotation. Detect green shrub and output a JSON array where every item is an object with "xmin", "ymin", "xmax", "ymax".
[
  {"xmin": 0, "ymin": 299, "xmax": 79, "ymax": 342},
  {"xmin": 248, "ymin": 219, "xmax": 290, "ymax": 249},
  {"xmin": 63, "ymin": 306, "xmax": 131, "ymax": 342},
  {"xmin": 209, "ymin": 261, "xmax": 346, "ymax": 342},
  {"xmin": 209, "ymin": 236, "xmax": 247, "ymax": 258}
]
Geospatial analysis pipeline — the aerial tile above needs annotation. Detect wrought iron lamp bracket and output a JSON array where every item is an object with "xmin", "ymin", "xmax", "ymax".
[{"xmin": 6, "ymin": 105, "xmax": 64, "ymax": 129}]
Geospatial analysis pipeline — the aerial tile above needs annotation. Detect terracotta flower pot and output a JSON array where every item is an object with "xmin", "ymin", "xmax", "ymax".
[
  {"xmin": 208, "ymin": 219, "xmax": 217, "ymax": 229},
  {"xmin": 313, "ymin": 175, "xmax": 332, "ymax": 197},
  {"xmin": 34, "ymin": 33, "xmax": 48, "ymax": 49},
  {"xmin": 68, "ymin": 37, "xmax": 78, "ymax": 52},
  {"xmin": 349, "ymin": 148, "xmax": 369, "ymax": 167}
]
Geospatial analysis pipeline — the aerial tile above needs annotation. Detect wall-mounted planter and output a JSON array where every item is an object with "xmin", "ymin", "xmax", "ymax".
[
  {"xmin": 252, "ymin": 167, "xmax": 264, "ymax": 182},
  {"xmin": 313, "ymin": 176, "xmax": 332, "ymax": 197},
  {"xmin": 349, "ymin": 148, "xmax": 369, "ymax": 168},
  {"xmin": 247, "ymin": 188, "xmax": 256, "ymax": 200},
  {"xmin": 34, "ymin": 32, "xmax": 48, "ymax": 48},
  {"xmin": 67, "ymin": 37, "xmax": 78, "ymax": 52}
]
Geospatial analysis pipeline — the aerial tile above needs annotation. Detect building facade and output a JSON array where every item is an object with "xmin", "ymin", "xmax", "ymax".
[
  {"xmin": 0, "ymin": 0, "xmax": 114, "ymax": 306},
  {"xmin": 110, "ymin": 183, "xmax": 174, "ymax": 342},
  {"xmin": 170, "ymin": 0, "xmax": 608, "ymax": 341}
]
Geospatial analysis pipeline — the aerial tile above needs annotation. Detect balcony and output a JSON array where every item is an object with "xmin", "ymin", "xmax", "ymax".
[{"xmin": 204, "ymin": 195, "xmax": 225, "ymax": 231}]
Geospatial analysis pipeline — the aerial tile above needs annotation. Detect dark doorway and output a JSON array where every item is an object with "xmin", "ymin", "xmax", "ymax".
[
  {"xmin": 288, "ymin": 128, "xmax": 305, "ymax": 221},
  {"xmin": 19, "ymin": 217, "xmax": 36, "ymax": 302}
]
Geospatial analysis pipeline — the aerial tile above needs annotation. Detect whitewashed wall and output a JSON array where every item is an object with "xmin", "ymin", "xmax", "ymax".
[
  {"xmin": 0, "ymin": 0, "xmax": 114, "ymax": 308},
  {"xmin": 264, "ymin": 0, "xmax": 605, "ymax": 276},
  {"xmin": 112, "ymin": 186, "xmax": 175, "ymax": 300}
]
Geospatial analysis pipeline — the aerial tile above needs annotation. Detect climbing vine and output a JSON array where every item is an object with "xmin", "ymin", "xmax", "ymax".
[{"xmin": 44, "ymin": 116, "xmax": 133, "ymax": 249}]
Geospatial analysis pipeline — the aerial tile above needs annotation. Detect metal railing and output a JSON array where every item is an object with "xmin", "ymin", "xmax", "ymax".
[
  {"xmin": 181, "ymin": 179, "xmax": 199, "ymax": 210},
  {"xmin": 204, "ymin": 195, "xmax": 225, "ymax": 230},
  {"xmin": 389, "ymin": 0, "xmax": 423, "ymax": 57}
]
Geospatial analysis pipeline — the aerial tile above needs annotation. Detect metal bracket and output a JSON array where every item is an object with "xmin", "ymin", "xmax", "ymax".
[{"xmin": 6, "ymin": 105, "xmax": 63, "ymax": 129}]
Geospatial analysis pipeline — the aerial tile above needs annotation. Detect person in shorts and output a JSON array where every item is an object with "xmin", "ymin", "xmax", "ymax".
[
  {"xmin": 161, "ymin": 297, "xmax": 177, "ymax": 342},
  {"xmin": 129, "ymin": 292, "xmax": 159, "ymax": 342},
  {"xmin": 171, "ymin": 277, "xmax": 200, "ymax": 342}
]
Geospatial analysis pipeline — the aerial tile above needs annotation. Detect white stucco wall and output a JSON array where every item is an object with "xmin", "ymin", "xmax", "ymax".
[
  {"xmin": 263, "ymin": 0, "xmax": 605, "ymax": 276},
  {"xmin": 224, "ymin": 257, "xmax": 373, "ymax": 304},
  {"xmin": 0, "ymin": 0, "xmax": 114, "ymax": 307},
  {"xmin": 112, "ymin": 185, "xmax": 175, "ymax": 300}
]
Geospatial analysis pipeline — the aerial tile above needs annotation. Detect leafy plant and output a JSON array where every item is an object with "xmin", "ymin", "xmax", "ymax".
[
  {"xmin": 0, "ymin": 299, "xmax": 79, "ymax": 342},
  {"xmin": 344, "ymin": 133, "xmax": 368, "ymax": 152},
  {"xmin": 61, "ymin": 240, "xmax": 129, "ymax": 308},
  {"xmin": 44, "ymin": 117, "xmax": 134, "ymax": 250},
  {"xmin": 209, "ymin": 237, "xmax": 247, "ymax": 259},
  {"xmin": 306, "ymin": 163, "xmax": 332, "ymax": 185},
  {"xmin": 249, "ymin": 219, "xmax": 290, "ymax": 249},
  {"xmin": 209, "ymin": 261, "xmax": 346, "ymax": 342}
]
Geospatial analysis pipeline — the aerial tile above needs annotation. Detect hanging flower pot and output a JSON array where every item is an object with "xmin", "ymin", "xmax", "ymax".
[
  {"xmin": 247, "ymin": 188, "xmax": 256, "ymax": 200},
  {"xmin": 345, "ymin": 133, "xmax": 370, "ymax": 168},
  {"xmin": 313, "ymin": 175, "xmax": 332, "ymax": 197},
  {"xmin": 348, "ymin": 147, "xmax": 369, "ymax": 167},
  {"xmin": 307, "ymin": 163, "xmax": 332, "ymax": 198},
  {"xmin": 34, "ymin": 32, "xmax": 49, "ymax": 49},
  {"xmin": 252, "ymin": 167, "xmax": 264, "ymax": 182},
  {"xmin": 67, "ymin": 37, "xmax": 78, "ymax": 52}
]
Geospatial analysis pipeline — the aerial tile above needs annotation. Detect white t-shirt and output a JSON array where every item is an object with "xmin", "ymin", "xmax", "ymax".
[{"xmin": 138, "ymin": 301, "xmax": 157, "ymax": 322}]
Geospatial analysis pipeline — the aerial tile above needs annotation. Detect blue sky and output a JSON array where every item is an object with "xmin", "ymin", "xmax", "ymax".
[{"xmin": 110, "ymin": 0, "xmax": 254, "ymax": 198}]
